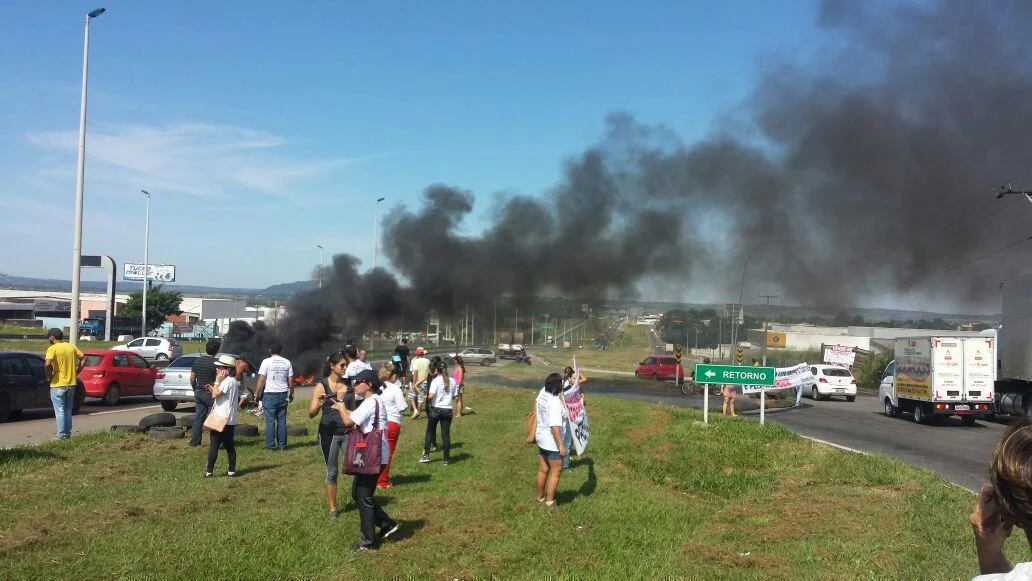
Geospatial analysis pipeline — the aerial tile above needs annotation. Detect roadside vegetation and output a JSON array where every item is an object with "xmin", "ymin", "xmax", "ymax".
[
  {"xmin": 0, "ymin": 380, "xmax": 1014, "ymax": 579},
  {"xmin": 536, "ymin": 324, "xmax": 651, "ymax": 372}
]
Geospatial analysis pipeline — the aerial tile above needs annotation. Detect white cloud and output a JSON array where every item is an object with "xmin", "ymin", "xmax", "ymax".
[{"xmin": 24, "ymin": 122, "xmax": 362, "ymax": 199}]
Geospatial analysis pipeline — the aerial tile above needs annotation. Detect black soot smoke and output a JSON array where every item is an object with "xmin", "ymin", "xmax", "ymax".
[{"xmin": 280, "ymin": 0, "xmax": 1032, "ymax": 368}]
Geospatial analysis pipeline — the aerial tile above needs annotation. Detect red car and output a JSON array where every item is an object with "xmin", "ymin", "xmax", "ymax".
[
  {"xmin": 78, "ymin": 350, "xmax": 157, "ymax": 406},
  {"xmin": 635, "ymin": 356, "xmax": 684, "ymax": 381}
]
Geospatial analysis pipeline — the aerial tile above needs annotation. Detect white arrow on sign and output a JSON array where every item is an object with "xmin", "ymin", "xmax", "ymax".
[{"xmin": 704, "ymin": 370, "xmax": 716, "ymax": 379}]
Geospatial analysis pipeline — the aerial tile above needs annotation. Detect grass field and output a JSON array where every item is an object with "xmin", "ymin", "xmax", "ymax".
[
  {"xmin": 0, "ymin": 377, "xmax": 1017, "ymax": 579},
  {"xmin": 536, "ymin": 324, "xmax": 653, "ymax": 372}
]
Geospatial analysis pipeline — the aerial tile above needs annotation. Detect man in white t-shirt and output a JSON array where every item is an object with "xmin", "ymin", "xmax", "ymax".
[
  {"xmin": 255, "ymin": 342, "xmax": 294, "ymax": 451},
  {"xmin": 409, "ymin": 347, "xmax": 431, "ymax": 419}
]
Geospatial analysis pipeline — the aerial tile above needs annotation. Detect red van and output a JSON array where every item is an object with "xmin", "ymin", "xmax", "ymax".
[{"xmin": 635, "ymin": 356, "xmax": 684, "ymax": 381}]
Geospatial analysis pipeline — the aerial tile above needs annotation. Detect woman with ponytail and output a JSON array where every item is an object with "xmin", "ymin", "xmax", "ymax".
[{"xmin": 308, "ymin": 351, "xmax": 351, "ymax": 520}]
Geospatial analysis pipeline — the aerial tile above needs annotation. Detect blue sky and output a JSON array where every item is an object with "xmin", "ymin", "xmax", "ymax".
[{"xmin": 1, "ymin": 0, "xmax": 823, "ymax": 293}]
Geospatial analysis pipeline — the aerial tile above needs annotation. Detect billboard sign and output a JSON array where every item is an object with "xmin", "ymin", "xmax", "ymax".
[{"xmin": 123, "ymin": 263, "xmax": 176, "ymax": 282}]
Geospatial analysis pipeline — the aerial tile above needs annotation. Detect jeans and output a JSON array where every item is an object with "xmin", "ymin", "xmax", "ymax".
[
  {"xmin": 562, "ymin": 422, "xmax": 573, "ymax": 470},
  {"xmin": 191, "ymin": 391, "xmax": 213, "ymax": 446},
  {"xmin": 353, "ymin": 472, "xmax": 394, "ymax": 548},
  {"xmin": 206, "ymin": 425, "xmax": 237, "ymax": 473},
  {"xmin": 377, "ymin": 421, "xmax": 401, "ymax": 487},
  {"xmin": 424, "ymin": 407, "xmax": 453, "ymax": 461},
  {"xmin": 319, "ymin": 428, "xmax": 348, "ymax": 485},
  {"xmin": 795, "ymin": 385, "xmax": 803, "ymax": 406},
  {"xmin": 262, "ymin": 392, "xmax": 289, "ymax": 450},
  {"xmin": 49, "ymin": 386, "xmax": 75, "ymax": 439}
]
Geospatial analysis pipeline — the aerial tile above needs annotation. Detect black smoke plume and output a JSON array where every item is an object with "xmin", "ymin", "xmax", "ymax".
[{"xmin": 281, "ymin": 0, "xmax": 1032, "ymax": 368}]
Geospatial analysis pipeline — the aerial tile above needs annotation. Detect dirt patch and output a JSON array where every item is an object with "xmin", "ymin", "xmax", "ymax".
[
  {"xmin": 682, "ymin": 541, "xmax": 789, "ymax": 576},
  {"xmin": 626, "ymin": 407, "xmax": 672, "ymax": 441}
]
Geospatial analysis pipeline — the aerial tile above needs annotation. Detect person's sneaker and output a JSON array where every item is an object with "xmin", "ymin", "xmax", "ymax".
[
  {"xmin": 227, "ymin": 471, "xmax": 237, "ymax": 478},
  {"xmin": 379, "ymin": 522, "xmax": 400, "ymax": 540},
  {"xmin": 418, "ymin": 455, "xmax": 430, "ymax": 463},
  {"xmin": 352, "ymin": 544, "xmax": 376, "ymax": 552},
  {"xmin": 204, "ymin": 472, "xmax": 213, "ymax": 478},
  {"xmin": 431, "ymin": 445, "xmax": 437, "ymax": 453},
  {"xmin": 329, "ymin": 510, "xmax": 338, "ymax": 521}
]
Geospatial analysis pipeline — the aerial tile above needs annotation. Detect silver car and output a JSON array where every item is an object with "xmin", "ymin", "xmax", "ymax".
[
  {"xmin": 112, "ymin": 337, "xmax": 184, "ymax": 362},
  {"xmin": 154, "ymin": 353, "xmax": 257, "ymax": 411},
  {"xmin": 447, "ymin": 347, "xmax": 496, "ymax": 366}
]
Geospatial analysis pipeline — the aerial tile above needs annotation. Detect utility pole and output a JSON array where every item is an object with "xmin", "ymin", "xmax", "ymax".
[
  {"xmin": 493, "ymin": 300, "xmax": 497, "ymax": 346},
  {"xmin": 759, "ymin": 294, "xmax": 778, "ymax": 366}
]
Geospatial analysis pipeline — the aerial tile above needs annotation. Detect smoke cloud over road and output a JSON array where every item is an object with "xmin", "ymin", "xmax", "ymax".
[{"xmin": 280, "ymin": 0, "xmax": 1031, "ymax": 367}]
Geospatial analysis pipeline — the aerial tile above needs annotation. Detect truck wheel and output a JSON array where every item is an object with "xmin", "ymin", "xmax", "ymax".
[
  {"xmin": 962, "ymin": 415, "xmax": 977, "ymax": 427},
  {"xmin": 884, "ymin": 398, "xmax": 897, "ymax": 418},
  {"xmin": 913, "ymin": 404, "xmax": 927, "ymax": 424},
  {"xmin": 984, "ymin": 413, "xmax": 997, "ymax": 423}
]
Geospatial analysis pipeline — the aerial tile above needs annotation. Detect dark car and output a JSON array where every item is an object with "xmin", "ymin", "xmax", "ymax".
[{"xmin": 0, "ymin": 352, "xmax": 85, "ymax": 422}]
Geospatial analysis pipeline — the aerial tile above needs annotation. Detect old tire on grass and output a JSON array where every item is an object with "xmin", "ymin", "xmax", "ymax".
[
  {"xmin": 111, "ymin": 424, "xmax": 145, "ymax": 433},
  {"xmin": 139, "ymin": 412, "xmax": 177, "ymax": 429},
  {"xmin": 149, "ymin": 427, "xmax": 184, "ymax": 440},
  {"xmin": 286, "ymin": 425, "xmax": 309, "ymax": 437},
  {"xmin": 177, "ymin": 414, "xmax": 195, "ymax": 427},
  {"xmin": 236, "ymin": 424, "xmax": 259, "ymax": 437}
]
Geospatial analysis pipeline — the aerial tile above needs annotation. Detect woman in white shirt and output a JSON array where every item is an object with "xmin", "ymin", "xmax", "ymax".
[
  {"xmin": 535, "ymin": 373, "xmax": 568, "ymax": 507},
  {"xmin": 205, "ymin": 355, "xmax": 241, "ymax": 478},
  {"xmin": 419, "ymin": 360, "xmax": 457, "ymax": 465},
  {"xmin": 331, "ymin": 369, "xmax": 400, "ymax": 552},
  {"xmin": 376, "ymin": 362, "xmax": 408, "ymax": 489}
]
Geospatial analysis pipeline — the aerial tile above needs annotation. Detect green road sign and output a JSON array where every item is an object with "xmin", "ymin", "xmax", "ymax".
[{"xmin": 694, "ymin": 363, "xmax": 775, "ymax": 386}]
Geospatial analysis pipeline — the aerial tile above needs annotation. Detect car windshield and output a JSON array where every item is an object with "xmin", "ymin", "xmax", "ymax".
[
  {"xmin": 823, "ymin": 368, "xmax": 852, "ymax": 377},
  {"xmin": 83, "ymin": 355, "xmax": 105, "ymax": 367},
  {"xmin": 168, "ymin": 355, "xmax": 200, "ymax": 369},
  {"xmin": 660, "ymin": 358, "xmax": 675, "ymax": 365}
]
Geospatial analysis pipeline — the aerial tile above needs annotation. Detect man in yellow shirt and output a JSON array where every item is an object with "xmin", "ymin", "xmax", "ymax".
[{"xmin": 44, "ymin": 328, "xmax": 84, "ymax": 439}]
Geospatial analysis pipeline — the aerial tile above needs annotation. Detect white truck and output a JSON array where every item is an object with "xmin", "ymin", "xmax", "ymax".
[
  {"xmin": 995, "ymin": 275, "xmax": 1032, "ymax": 416},
  {"xmin": 879, "ymin": 335, "xmax": 995, "ymax": 426},
  {"xmin": 497, "ymin": 343, "xmax": 525, "ymax": 360}
]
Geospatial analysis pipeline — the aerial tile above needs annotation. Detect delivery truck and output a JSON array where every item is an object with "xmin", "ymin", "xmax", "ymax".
[
  {"xmin": 878, "ymin": 335, "xmax": 995, "ymax": 426},
  {"xmin": 995, "ymin": 275, "xmax": 1032, "ymax": 417}
]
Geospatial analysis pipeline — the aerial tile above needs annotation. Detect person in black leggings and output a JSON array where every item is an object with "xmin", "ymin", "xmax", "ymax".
[
  {"xmin": 205, "ymin": 355, "xmax": 241, "ymax": 477},
  {"xmin": 419, "ymin": 360, "xmax": 456, "ymax": 465},
  {"xmin": 308, "ymin": 351, "xmax": 356, "ymax": 520}
]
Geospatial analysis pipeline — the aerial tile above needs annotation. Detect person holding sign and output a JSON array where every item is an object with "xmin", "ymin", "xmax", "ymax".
[
  {"xmin": 562, "ymin": 361, "xmax": 589, "ymax": 470},
  {"xmin": 535, "ymin": 373, "xmax": 568, "ymax": 507}
]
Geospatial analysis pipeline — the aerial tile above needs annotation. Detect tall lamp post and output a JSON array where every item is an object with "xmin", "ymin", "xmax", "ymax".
[
  {"xmin": 730, "ymin": 239, "xmax": 795, "ymax": 360},
  {"xmin": 317, "ymin": 244, "xmax": 324, "ymax": 289},
  {"xmin": 140, "ymin": 190, "xmax": 151, "ymax": 337},
  {"xmin": 69, "ymin": 7, "xmax": 106, "ymax": 345},
  {"xmin": 373, "ymin": 196, "xmax": 386, "ymax": 269}
]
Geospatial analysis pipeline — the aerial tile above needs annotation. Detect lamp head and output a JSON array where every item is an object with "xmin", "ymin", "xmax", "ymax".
[{"xmin": 88, "ymin": 8, "xmax": 106, "ymax": 19}]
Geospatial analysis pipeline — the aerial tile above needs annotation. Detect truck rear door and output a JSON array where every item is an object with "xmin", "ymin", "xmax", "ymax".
[
  {"xmin": 962, "ymin": 337, "xmax": 995, "ymax": 404},
  {"xmin": 932, "ymin": 338, "xmax": 964, "ymax": 402}
]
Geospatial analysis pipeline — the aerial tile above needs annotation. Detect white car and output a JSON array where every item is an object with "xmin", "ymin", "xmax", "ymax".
[
  {"xmin": 807, "ymin": 364, "xmax": 857, "ymax": 402},
  {"xmin": 112, "ymin": 337, "xmax": 183, "ymax": 362}
]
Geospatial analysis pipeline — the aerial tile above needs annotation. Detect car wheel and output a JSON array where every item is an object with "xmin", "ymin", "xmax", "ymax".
[
  {"xmin": 73, "ymin": 383, "xmax": 85, "ymax": 415},
  {"xmin": 0, "ymin": 393, "xmax": 11, "ymax": 423},
  {"xmin": 634, "ymin": 371, "xmax": 640, "ymax": 379},
  {"xmin": 160, "ymin": 400, "xmax": 178, "ymax": 412},
  {"xmin": 884, "ymin": 398, "xmax": 897, "ymax": 418},
  {"xmin": 652, "ymin": 373, "xmax": 659, "ymax": 381},
  {"xmin": 913, "ymin": 404, "xmax": 926, "ymax": 424},
  {"xmin": 846, "ymin": 395, "xmax": 856, "ymax": 402},
  {"xmin": 104, "ymin": 384, "xmax": 121, "ymax": 406},
  {"xmin": 155, "ymin": 353, "xmax": 169, "ymax": 362},
  {"xmin": 811, "ymin": 386, "xmax": 820, "ymax": 401}
]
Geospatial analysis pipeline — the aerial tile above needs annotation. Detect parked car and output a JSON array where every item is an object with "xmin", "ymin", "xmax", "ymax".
[
  {"xmin": 635, "ymin": 356, "xmax": 684, "ymax": 381},
  {"xmin": 77, "ymin": 350, "xmax": 157, "ymax": 406},
  {"xmin": 0, "ymin": 352, "xmax": 84, "ymax": 422},
  {"xmin": 808, "ymin": 364, "xmax": 857, "ymax": 402},
  {"xmin": 112, "ymin": 337, "xmax": 183, "ymax": 362},
  {"xmin": 154, "ymin": 353, "xmax": 257, "ymax": 412},
  {"xmin": 446, "ymin": 348, "xmax": 496, "ymax": 366}
]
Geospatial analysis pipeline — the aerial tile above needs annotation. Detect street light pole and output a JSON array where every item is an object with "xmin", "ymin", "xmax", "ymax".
[
  {"xmin": 69, "ymin": 7, "xmax": 106, "ymax": 346},
  {"xmin": 140, "ymin": 190, "xmax": 151, "ymax": 337},
  {"xmin": 373, "ymin": 196, "xmax": 386, "ymax": 269},
  {"xmin": 759, "ymin": 294, "xmax": 778, "ymax": 366},
  {"xmin": 317, "ymin": 244, "xmax": 323, "ymax": 289}
]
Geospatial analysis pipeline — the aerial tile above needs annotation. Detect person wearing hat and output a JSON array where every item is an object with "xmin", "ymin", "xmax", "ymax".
[
  {"xmin": 331, "ymin": 368, "xmax": 400, "ymax": 551},
  {"xmin": 408, "ymin": 347, "xmax": 431, "ymax": 419},
  {"xmin": 205, "ymin": 354, "xmax": 241, "ymax": 478}
]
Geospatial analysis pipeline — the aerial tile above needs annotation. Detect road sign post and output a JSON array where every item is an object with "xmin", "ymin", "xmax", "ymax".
[{"xmin": 696, "ymin": 362, "xmax": 776, "ymax": 425}]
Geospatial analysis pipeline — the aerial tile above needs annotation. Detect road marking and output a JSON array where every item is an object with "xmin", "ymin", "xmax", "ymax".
[{"xmin": 86, "ymin": 404, "xmax": 162, "ymax": 416}]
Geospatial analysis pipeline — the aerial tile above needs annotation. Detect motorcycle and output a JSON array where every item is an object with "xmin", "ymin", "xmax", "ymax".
[{"xmin": 515, "ymin": 352, "xmax": 532, "ymax": 366}]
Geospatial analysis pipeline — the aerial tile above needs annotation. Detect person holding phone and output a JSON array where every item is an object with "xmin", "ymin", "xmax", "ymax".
[
  {"xmin": 309, "ymin": 351, "xmax": 354, "ymax": 520},
  {"xmin": 971, "ymin": 418, "xmax": 1032, "ymax": 579},
  {"xmin": 205, "ymin": 355, "xmax": 240, "ymax": 478}
]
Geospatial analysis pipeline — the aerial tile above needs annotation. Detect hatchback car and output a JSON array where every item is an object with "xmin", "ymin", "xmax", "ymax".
[
  {"xmin": 446, "ymin": 348, "xmax": 496, "ymax": 366},
  {"xmin": 808, "ymin": 364, "xmax": 857, "ymax": 401},
  {"xmin": 154, "ymin": 353, "xmax": 258, "ymax": 411},
  {"xmin": 78, "ymin": 350, "xmax": 157, "ymax": 406},
  {"xmin": 112, "ymin": 337, "xmax": 183, "ymax": 362},
  {"xmin": 0, "ymin": 352, "xmax": 84, "ymax": 422},
  {"xmin": 635, "ymin": 356, "xmax": 684, "ymax": 381}
]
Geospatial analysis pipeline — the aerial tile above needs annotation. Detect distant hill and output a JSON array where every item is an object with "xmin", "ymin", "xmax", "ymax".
[{"xmin": 0, "ymin": 274, "xmax": 315, "ymax": 300}]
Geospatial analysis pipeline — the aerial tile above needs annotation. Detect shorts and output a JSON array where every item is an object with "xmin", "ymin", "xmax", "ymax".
[
  {"xmin": 409, "ymin": 382, "xmax": 427, "ymax": 404},
  {"xmin": 539, "ymin": 447, "xmax": 564, "ymax": 462},
  {"xmin": 456, "ymin": 383, "xmax": 465, "ymax": 395},
  {"xmin": 723, "ymin": 386, "xmax": 737, "ymax": 396}
]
